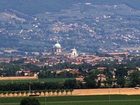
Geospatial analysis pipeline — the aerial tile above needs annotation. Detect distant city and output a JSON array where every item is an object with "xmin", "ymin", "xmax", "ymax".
[
  {"xmin": 0, "ymin": 41, "xmax": 139, "ymax": 89},
  {"xmin": 0, "ymin": 1, "xmax": 140, "ymax": 105}
]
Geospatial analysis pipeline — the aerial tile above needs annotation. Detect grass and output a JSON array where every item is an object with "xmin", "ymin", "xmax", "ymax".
[{"xmin": 0, "ymin": 95, "xmax": 140, "ymax": 105}]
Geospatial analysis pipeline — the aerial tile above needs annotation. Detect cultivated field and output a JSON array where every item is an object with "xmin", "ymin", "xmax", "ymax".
[
  {"xmin": 0, "ymin": 95, "xmax": 140, "ymax": 105},
  {"xmin": 72, "ymin": 88, "xmax": 140, "ymax": 95},
  {"xmin": 0, "ymin": 78, "xmax": 74, "ymax": 84},
  {"xmin": 0, "ymin": 76, "xmax": 38, "ymax": 81}
]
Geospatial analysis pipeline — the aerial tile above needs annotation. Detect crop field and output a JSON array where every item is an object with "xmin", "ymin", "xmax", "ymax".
[
  {"xmin": 0, "ymin": 95, "xmax": 140, "ymax": 105},
  {"xmin": 0, "ymin": 78, "xmax": 74, "ymax": 84}
]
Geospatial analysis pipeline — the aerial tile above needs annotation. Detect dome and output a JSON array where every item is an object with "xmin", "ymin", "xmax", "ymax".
[
  {"xmin": 72, "ymin": 48, "xmax": 77, "ymax": 52},
  {"xmin": 54, "ymin": 42, "xmax": 61, "ymax": 48}
]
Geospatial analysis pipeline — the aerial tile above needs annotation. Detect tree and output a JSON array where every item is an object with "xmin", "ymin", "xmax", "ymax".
[
  {"xmin": 64, "ymin": 79, "xmax": 77, "ymax": 89},
  {"xmin": 129, "ymin": 71, "xmax": 140, "ymax": 87},
  {"xmin": 69, "ymin": 89, "xmax": 74, "ymax": 95},
  {"xmin": 115, "ymin": 66, "xmax": 128, "ymax": 86},
  {"xmin": 103, "ymin": 67, "xmax": 114, "ymax": 87},
  {"xmin": 52, "ymin": 90, "xmax": 56, "ymax": 95},
  {"xmin": 20, "ymin": 97, "xmax": 40, "ymax": 105},
  {"xmin": 65, "ymin": 89, "xmax": 69, "ymax": 95},
  {"xmin": 84, "ymin": 69, "xmax": 99, "ymax": 88},
  {"xmin": 116, "ymin": 77, "xmax": 125, "ymax": 87},
  {"xmin": 60, "ymin": 89, "xmax": 64, "ymax": 95},
  {"xmin": 56, "ymin": 89, "xmax": 60, "ymax": 96}
]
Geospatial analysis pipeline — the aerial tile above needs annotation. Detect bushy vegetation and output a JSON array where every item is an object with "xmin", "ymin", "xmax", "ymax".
[{"xmin": 0, "ymin": 79, "xmax": 77, "ymax": 91}]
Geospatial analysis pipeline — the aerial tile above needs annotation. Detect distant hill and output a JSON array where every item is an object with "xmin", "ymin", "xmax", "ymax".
[
  {"xmin": 0, "ymin": 0, "xmax": 140, "ymax": 53},
  {"xmin": 0, "ymin": 0, "xmax": 140, "ymax": 15}
]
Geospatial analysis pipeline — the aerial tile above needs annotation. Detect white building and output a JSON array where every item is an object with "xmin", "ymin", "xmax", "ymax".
[
  {"xmin": 70, "ymin": 48, "xmax": 78, "ymax": 58},
  {"xmin": 53, "ymin": 41, "xmax": 62, "ymax": 55}
]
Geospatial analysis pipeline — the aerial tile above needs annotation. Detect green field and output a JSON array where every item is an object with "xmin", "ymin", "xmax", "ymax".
[
  {"xmin": 0, "ymin": 95, "xmax": 140, "ymax": 105},
  {"xmin": 0, "ymin": 78, "xmax": 74, "ymax": 84}
]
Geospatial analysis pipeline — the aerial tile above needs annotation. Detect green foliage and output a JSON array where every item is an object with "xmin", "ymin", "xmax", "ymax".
[
  {"xmin": 64, "ymin": 79, "xmax": 77, "ymax": 89},
  {"xmin": 0, "ymin": 78, "xmax": 76, "ymax": 91},
  {"xmin": 0, "ymin": 63, "xmax": 20, "ymax": 76},
  {"xmin": 84, "ymin": 69, "xmax": 99, "ymax": 88},
  {"xmin": 129, "ymin": 71, "xmax": 140, "ymax": 87},
  {"xmin": 20, "ymin": 97, "xmax": 40, "ymax": 105},
  {"xmin": 23, "ymin": 63, "xmax": 40, "ymax": 72},
  {"xmin": 115, "ymin": 66, "xmax": 128, "ymax": 87},
  {"xmin": 39, "ymin": 70, "xmax": 77, "ymax": 78},
  {"xmin": 116, "ymin": 77, "xmax": 125, "ymax": 87}
]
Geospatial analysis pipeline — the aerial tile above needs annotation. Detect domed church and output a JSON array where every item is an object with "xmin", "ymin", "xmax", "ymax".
[{"xmin": 53, "ymin": 41, "xmax": 62, "ymax": 55}]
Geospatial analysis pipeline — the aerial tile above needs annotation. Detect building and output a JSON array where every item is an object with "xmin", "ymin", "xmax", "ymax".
[
  {"xmin": 53, "ymin": 41, "xmax": 62, "ymax": 55},
  {"xmin": 70, "ymin": 48, "xmax": 78, "ymax": 58}
]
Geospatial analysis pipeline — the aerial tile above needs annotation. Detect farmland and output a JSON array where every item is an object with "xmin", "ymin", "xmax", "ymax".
[
  {"xmin": 0, "ymin": 78, "xmax": 74, "ymax": 84},
  {"xmin": 0, "ymin": 95, "xmax": 140, "ymax": 105}
]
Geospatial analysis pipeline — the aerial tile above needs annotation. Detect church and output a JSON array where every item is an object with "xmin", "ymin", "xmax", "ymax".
[
  {"xmin": 53, "ymin": 41, "xmax": 78, "ymax": 58},
  {"xmin": 53, "ymin": 41, "xmax": 62, "ymax": 55}
]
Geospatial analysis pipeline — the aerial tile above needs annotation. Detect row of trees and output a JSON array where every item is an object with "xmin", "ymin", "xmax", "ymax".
[
  {"xmin": 0, "ymin": 62, "xmax": 92, "ymax": 77},
  {"xmin": 38, "ymin": 70, "xmax": 79, "ymax": 78},
  {"xmin": 0, "ymin": 89, "xmax": 74, "ymax": 97},
  {"xmin": 0, "ymin": 79, "xmax": 81, "ymax": 91}
]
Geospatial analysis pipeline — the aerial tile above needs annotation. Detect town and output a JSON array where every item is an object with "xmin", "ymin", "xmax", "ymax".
[
  {"xmin": 0, "ymin": 0, "xmax": 140, "ymax": 105},
  {"xmin": 0, "ymin": 42, "xmax": 139, "ymax": 91}
]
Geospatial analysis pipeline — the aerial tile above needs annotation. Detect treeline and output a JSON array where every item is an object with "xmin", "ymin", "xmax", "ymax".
[
  {"xmin": 0, "ymin": 79, "xmax": 82, "ymax": 91},
  {"xmin": 84, "ymin": 69, "xmax": 140, "ymax": 88},
  {"xmin": 38, "ymin": 70, "xmax": 79, "ymax": 78},
  {"xmin": 0, "ymin": 62, "xmax": 93, "ymax": 77},
  {"xmin": 42, "ymin": 62, "xmax": 93, "ymax": 72},
  {"xmin": 0, "ymin": 68, "xmax": 140, "ymax": 92}
]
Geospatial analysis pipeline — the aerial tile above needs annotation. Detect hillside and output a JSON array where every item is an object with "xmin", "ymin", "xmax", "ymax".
[{"xmin": 0, "ymin": 0, "xmax": 140, "ymax": 53}]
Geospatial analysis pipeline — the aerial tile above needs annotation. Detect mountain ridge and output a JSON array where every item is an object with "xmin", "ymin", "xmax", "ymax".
[
  {"xmin": 0, "ymin": 0, "xmax": 140, "ymax": 14},
  {"xmin": 0, "ymin": 1, "xmax": 140, "ymax": 53}
]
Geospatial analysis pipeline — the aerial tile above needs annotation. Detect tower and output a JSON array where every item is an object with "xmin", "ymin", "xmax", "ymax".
[{"xmin": 70, "ymin": 48, "xmax": 78, "ymax": 58}]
